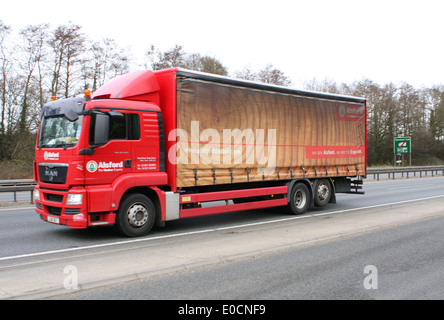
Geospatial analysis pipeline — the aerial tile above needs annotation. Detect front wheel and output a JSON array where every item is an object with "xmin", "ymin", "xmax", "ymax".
[
  {"xmin": 288, "ymin": 182, "xmax": 310, "ymax": 215},
  {"xmin": 116, "ymin": 193, "xmax": 156, "ymax": 237}
]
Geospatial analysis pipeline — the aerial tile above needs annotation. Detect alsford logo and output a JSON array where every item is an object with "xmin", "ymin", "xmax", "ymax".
[
  {"xmin": 86, "ymin": 161, "xmax": 98, "ymax": 173},
  {"xmin": 337, "ymin": 103, "xmax": 365, "ymax": 122},
  {"xmin": 86, "ymin": 160, "xmax": 123, "ymax": 173},
  {"xmin": 44, "ymin": 151, "xmax": 59, "ymax": 160}
]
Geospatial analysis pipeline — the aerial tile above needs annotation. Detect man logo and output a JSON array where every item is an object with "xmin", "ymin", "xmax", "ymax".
[{"xmin": 86, "ymin": 161, "xmax": 98, "ymax": 173}]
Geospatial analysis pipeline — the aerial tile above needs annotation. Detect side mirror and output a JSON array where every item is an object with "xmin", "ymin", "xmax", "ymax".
[{"xmin": 94, "ymin": 113, "xmax": 110, "ymax": 145}]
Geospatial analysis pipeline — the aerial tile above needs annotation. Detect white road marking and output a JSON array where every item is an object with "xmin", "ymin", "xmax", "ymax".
[{"xmin": 1, "ymin": 194, "xmax": 444, "ymax": 262}]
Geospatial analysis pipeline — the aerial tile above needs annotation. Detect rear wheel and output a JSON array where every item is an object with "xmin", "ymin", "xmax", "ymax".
[
  {"xmin": 116, "ymin": 193, "xmax": 156, "ymax": 237},
  {"xmin": 288, "ymin": 182, "xmax": 310, "ymax": 215},
  {"xmin": 314, "ymin": 179, "xmax": 332, "ymax": 207}
]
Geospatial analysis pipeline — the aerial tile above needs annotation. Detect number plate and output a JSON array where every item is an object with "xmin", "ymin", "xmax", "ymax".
[{"xmin": 47, "ymin": 216, "xmax": 60, "ymax": 224}]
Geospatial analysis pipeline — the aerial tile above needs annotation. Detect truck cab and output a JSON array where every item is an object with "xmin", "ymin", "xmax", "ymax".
[{"xmin": 34, "ymin": 71, "xmax": 168, "ymax": 236}]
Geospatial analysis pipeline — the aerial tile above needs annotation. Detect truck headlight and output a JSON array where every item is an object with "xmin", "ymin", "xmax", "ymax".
[
  {"xmin": 66, "ymin": 194, "xmax": 83, "ymax": 205},
  {"xmin": 33, "ymin": 188, "xmax": 40, "ymax": 201}
]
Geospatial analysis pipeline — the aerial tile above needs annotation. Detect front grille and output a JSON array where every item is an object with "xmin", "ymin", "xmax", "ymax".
[
  {"xmin": 65, "ymin": 208, "xmax": 81, "ymax": 215},
  {"xmin": 45, "ymin": 193, "xmax": 63, "ymax": 202},
  {"xmin": 35, "ymin": 203, "xmax": 43, "ymax": 210},
  {"xmin": 46, "ymin": 205, "xmax": 62, "ymax": 216}
]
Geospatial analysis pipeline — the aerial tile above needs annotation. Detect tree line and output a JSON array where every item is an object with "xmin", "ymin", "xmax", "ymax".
[
  {"xmin": 1, "ymin": 20, "xmax": 444, "ymax": 178},
  {"xmin": 0, "ymin": 21, "xmax": 135, "ymax": 165}
]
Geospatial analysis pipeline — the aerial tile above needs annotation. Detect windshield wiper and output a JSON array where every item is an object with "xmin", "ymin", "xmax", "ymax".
[
  {"xmin": 39, "ymin": 141, "xmax": 77, "ymax": 149},
  {"xmin": 39, "ymin": 144, "xmax": 50, "ymax": 149},
  {"xmin": 38, "ymin": 143, "xmax": 66, "ymax": 149}
]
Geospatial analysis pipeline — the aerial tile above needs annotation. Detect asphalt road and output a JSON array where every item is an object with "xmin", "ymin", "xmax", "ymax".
[
  {"xmin": 1, "ymin": 177, "xmax": 444, "ymax": 258},
  {"xmin": 53, "ymin": 214, "xmax": 444, "ymax": 300},
  {"xmin": 1, "ymin": 176, "xmax": 444, "ymax": 300}
]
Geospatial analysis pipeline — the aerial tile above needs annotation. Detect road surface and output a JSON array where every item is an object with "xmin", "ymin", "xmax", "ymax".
[{"xmin": 0, "ymin": 177, "xmax": 444, "ymax": 300}]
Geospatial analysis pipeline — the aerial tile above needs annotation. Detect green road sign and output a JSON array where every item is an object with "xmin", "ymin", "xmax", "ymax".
[{"xmin": 394, "ymin": 137, "xmax": 411, "ymax": 154}]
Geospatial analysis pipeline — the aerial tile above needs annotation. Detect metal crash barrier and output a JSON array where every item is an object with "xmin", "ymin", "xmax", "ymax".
[
  {"xmin": 367, "ymin": 166, "xmax": 444, "ymax": 181},
  {"xmin": 0, "ymin": 179, "xmax": 36, "ymax": 204}
]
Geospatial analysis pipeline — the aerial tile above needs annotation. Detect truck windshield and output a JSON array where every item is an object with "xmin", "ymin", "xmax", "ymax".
[{"xmin": 39, "ymin": 115, "xmax": 83, "ymax": 149}]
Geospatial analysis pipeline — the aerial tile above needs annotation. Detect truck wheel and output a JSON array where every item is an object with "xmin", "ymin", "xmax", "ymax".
[
  {"xmin": 314, "ymin": 179, "xmax": 332, "ymax": 207},
  {"xmin": 116, "ymin": 193, "xmax": 156, "ymax": 237},
  {"xmin": 289, "ymin": 182, "xmax": 310, "ymax": 215}
]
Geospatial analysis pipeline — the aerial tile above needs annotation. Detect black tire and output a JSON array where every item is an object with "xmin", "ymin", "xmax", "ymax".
[
  {"xmin": 288, "ymin": 182, "xmax": 310, "ymax": 215},
  {"xmin": 314, "ymin": 179, "xmax": 332, "ymax": 207},
  {"xmin": 115, "ymin": 193, "xmax": 156, "ymax": 237}
]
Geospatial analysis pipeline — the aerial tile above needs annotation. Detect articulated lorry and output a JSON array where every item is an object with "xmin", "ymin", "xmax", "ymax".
[{"xmin": 34, "ymin": 68, "xmax": 367, "ymax": 237}]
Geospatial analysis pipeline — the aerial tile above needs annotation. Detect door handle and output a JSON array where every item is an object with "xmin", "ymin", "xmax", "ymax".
[{"xmin": 124, "ymin": 159, "xmax": 132, "ymax": 168}]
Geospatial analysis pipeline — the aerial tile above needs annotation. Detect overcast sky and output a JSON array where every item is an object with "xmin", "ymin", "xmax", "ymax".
[{"xmin": 2, "ymin": 0, "xmax": 444, "ymax": 88}]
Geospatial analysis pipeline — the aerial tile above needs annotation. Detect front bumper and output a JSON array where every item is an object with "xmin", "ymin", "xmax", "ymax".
[{"xmin": 34, "ymin": 186, "xmax": 115, "ymax": 229}]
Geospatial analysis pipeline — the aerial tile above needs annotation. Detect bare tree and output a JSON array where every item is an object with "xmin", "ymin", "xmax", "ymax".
[
  {"xmin": 234, "ymin": 64, "xmax": 291, "ymax": 86},
  {"xmin": 103, "ymin": 39, "xmax": 130, "ymax": 80},
  {"xmin": 303, "ymin": 77, "xmax": 341, "ymax": 93},
  {"xmin": 182, "ymin": 53, "xmax": 228, "ymax": 75},
  {"xmin": 0, "ymin": 20, "xmax": 11, "ymax": 136},
  {"xmin": 81, "ymin": 38, "xmax": 131, "ymax": 92},
  {"xmin": 196, "ymin": 55, "xmax": 227, "ymax": 75},
  {"xmin": 63, "ymin": 24, "xmax": 84, "ymax": 98},
  {"xmin": 234, "ymin": 67, "xmax": 257, "ymax": 81},
  {"xmin": 428, "ymin": 86, "xmax": 444, "ymax": 144},
  {"xmin": 257, "ymin": 64, "xmax": 291, "ymax": 86},
  {"xmin": 17, "ymin": 24, "xmax": 49, "ymax": 133},
  {"xmin": 145, "ymin": 44, "xmax": 186, "ymax": 70},
  {"xmin": 145, "ymin": 44, "xmax": 228, "ymax": 76},
  {"xmin": 48, "ymin": 23, "xmax": 84, "ymax": 98}
]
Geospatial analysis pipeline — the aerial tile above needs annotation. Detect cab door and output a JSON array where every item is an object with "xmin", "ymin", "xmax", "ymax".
[
  {"xmin": 132, "ymin": 111, "xmax": 162, "ymax": 174},
  {"xmin": 84, "ymin": 111, "xmax": 138, "ymax": 186}
]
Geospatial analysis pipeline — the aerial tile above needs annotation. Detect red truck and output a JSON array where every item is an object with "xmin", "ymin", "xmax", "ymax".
[{"xmin": 34, "ymin": 68, "xmax": 367, "ymax": 237}]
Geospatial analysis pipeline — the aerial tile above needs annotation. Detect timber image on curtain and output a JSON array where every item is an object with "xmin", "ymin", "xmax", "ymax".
[{"xmin": 175, "ymin": 77, "xmax": 366, "ymax": 187}]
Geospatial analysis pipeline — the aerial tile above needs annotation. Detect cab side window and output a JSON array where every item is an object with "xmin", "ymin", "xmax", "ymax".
[
  {"xmin": 109, "ymin": 115, "xmax": 127, "ymax": 140},
  {"xmin": 90, "ymin": 112, "xmax": 140, "ymax": 144}
]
